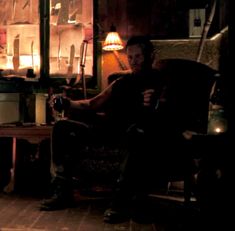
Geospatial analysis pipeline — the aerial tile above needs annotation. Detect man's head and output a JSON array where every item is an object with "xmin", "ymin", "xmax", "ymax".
[{"xmin": 125, "ymin": 36, "xmax": 154, "ymax": 74}]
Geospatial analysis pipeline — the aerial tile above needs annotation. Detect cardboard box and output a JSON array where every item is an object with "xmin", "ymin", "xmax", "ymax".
[
  {"xmin": 0, "ymin": 93, "xmax": 20, "ymax": 124},
  {"xmin": 23, "ymin": 93, "xmax": 48, "ymax": 125}
]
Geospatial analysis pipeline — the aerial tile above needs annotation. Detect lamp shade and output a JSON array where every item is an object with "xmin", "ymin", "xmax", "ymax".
[{"xmin": 103, "ymin": 30, "xmax": 124, "ymax": 51}]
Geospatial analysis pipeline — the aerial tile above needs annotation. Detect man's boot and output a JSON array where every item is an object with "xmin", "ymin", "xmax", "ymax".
[
  {"xmin": 40, "ymin": 176, "xmax": 75, "ymax": 211},
  {"xmin": 103, "ymin": 176, "xmax": 133, "ymax": 224}
]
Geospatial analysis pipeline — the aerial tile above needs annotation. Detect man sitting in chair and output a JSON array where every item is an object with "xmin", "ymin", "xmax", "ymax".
[{"xmin": 40, "ymin": 35, "xmax": 187, "ymax": 223}]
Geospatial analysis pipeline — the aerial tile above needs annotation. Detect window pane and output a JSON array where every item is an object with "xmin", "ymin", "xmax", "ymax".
[
  {"xmin": 49, "ymin": 0, "xmax": 93, "ymax": 81},
  {"xmin": 0, "ymin": 0, "xmax": 40, "ymax": 78}
]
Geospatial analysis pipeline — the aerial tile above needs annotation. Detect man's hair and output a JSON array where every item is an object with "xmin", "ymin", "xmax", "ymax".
[{"xmin": 125, "ymin": 35, "xmax": 154, "ymax": 57}]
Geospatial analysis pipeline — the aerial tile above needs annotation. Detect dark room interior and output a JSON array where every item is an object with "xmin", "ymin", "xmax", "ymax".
[{"xmin": 0, "ymin": 0, "xmax": 231, "ymax": 230}]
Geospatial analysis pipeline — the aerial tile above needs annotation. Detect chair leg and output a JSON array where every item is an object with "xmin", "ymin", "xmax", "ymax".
[{"xmin": 184, "ymin": 175, "xmax": 193, "ymax": 204}]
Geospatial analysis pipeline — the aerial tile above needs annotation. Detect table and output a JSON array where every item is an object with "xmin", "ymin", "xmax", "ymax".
[{"xmin": 0, "ymin": 125, "xmax": 52, "ymax": 192}]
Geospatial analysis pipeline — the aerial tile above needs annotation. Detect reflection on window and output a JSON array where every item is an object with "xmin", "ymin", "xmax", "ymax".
[
  {"xmin": 0, "ymin": 0, "xmax": 93, "ymax": 80},
  {"xmin": 0, "ymin": 0, "xmax": 40, "ymax": 78},
  {"xmin": 49, "ymin": 0, "xmax": 93, "ymax": 80}
]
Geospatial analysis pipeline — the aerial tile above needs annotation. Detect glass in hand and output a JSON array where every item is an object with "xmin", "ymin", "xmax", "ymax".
[
  {"xmin": 53, "ymin": 95, "xmax": 64, "ymax": 113},
  {"xmin": 50, "ymin": 94, "xmax": 66, "ymax": 121}
]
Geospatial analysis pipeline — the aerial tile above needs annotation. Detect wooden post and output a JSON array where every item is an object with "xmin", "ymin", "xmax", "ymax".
[{"xmin": 196, "ymin": 0, "xmax": 217, "ymax": 62}]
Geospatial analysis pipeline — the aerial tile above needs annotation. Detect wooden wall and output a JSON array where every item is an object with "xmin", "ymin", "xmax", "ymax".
[
  {"xmin": 99, "ymin": 35, "xmax": 226, "ymax": 90},
  {"xmin": 96, "ymin": 0, "xmax": 229, "ymax": 90},
  {"xmin": 97, "ymin": 0, "xmax": 228, "ymax": 40}
]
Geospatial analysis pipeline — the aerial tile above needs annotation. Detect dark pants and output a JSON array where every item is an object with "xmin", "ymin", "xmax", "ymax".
[
  {"xmin": 51, "ymin": 119, "xmax": 187, "ymax": 200},
  {"xmin": 51, "ymin": 118, "xmax": 126, "ymax": 179},
  {"xmin": 116, "ymin": 124, "xmax": 194, "ymax": 207}
]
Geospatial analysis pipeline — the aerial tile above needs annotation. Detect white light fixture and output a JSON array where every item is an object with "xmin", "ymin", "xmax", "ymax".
[
  {"xmin": 103, "ymin": 25, "xmax": 124, "ymax": 51},
  {"xmin": 102, "ymin": 25, "xmax": 127, "ymax": 70}
]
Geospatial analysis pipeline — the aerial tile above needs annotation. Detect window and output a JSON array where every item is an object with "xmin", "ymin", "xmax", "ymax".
[
  {"xmin": 49, "ymin": 0, "xmax": 93, "ymax": 80},
  {"xmin": 0, "ymin": 0, "xmax": 94, "ymax": 85},
  {"xmin": 0, "ymin": 0, "xmax": 40, "ymax": 78}
]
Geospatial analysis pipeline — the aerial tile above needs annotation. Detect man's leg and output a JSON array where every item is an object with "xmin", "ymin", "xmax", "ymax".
[
  {"xmin": 40, "ymin": 119, "xmax": 89, "ymax": 210},
  {"xmin": 104, "ymin": 124, "xmax": 152, "ymax": 223},
  {"xmin": 103, "ymin": 124, "xmax": 168, "ymax": 223}
]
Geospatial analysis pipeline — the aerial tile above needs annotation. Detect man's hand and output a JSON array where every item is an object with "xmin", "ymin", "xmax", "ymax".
[
  {"xmin": 142, "ymin": 89, "xmax": 156, "ymax": 107},
  {"xmin": 52, "ymin": 95, "xmax": 71, "ymax": 113},
  {"xmin": 182, "ymin": 130, "xmax": 198, "ymax": 140}
]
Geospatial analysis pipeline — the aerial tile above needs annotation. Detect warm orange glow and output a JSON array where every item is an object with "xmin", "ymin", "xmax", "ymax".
[
  {"xmin": 6, "ymin": 55, "xmax": 40, "ymax": 72},
  {"xmin": 215, "ymin": 127, "xmax": 222, "ymax": 133},
  {"xmin": 103, "ymin": 31, "xmax": 124, "ymax": 51}
]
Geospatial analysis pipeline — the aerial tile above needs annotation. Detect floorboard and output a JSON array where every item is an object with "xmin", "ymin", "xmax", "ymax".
[{"xmin": 0, "ymin": 192, "xmax": 200, "ymax": 231}]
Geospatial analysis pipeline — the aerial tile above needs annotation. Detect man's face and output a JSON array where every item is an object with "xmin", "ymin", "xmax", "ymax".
[{"xmin": 126, "ymin": 44, "xmax": 146, "ymax": 74}]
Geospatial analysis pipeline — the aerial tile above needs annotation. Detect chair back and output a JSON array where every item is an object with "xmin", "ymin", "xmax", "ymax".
[{"xmin": 155, "ymin": 58, "xmax": 218, "ymax": 134}]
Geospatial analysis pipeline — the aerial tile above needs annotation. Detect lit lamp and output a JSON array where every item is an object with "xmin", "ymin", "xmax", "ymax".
[
  {"xmin": 207, "ymin": 106, "xmax": 228, "ymax": 135},
  {"xmin": 102, "ymin": 25, "xmax": 127, "ymax": 70}
]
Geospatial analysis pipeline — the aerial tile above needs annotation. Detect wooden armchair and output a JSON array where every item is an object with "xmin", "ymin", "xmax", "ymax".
[
  {"xmin": 149, "ymin": 58, "xmax": 218, "ymax": 203},
  {"xmin": 105, "ymin": 58, "xmax": 218, "ymax": 203},
  {"xmin": 69, "ymin": 59, "xmax": 218, "ymax": 203}
]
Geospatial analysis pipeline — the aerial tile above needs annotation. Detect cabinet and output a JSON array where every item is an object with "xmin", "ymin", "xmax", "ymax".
[{"xmin": 0, "ymin": 0, "xmax": 94, "ymax": 83}]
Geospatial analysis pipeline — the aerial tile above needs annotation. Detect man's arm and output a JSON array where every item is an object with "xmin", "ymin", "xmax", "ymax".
[{"xmin": 69, "ymin": 80, "xmax": 115, "ymax": 111}]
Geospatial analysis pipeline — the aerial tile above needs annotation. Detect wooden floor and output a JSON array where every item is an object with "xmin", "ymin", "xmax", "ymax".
[{"xmin": 0, "ymin": 191, "xmax": 202, "ymax": 231}]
